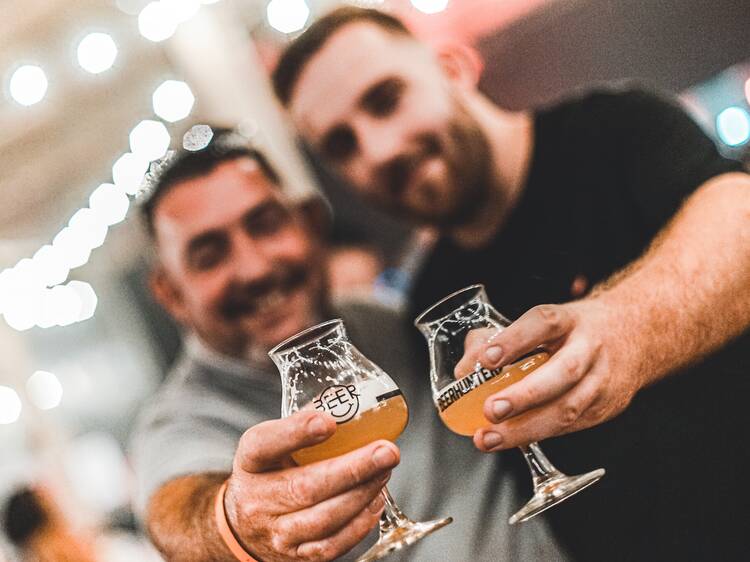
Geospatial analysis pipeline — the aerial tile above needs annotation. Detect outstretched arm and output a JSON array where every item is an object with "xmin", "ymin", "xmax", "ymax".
[
  {"xmin": 145, "ymin": 411, "xmax": 397, "ymax": 561},
  {"xmin": 458, "ymin": 171, "xmax": 750, "ymax": 451}
]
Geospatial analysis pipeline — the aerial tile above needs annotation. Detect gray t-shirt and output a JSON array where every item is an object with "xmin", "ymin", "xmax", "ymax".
[{"xmin": 130, "ymin": 301, "xmax": 568, "ymax": 561}]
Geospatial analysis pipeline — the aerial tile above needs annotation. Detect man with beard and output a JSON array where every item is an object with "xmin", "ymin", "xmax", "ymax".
[
  {"xmin": 130, "ymin": 129, "xmax": 567, "ymax": 561},
  {"xmin": 272, "ymin": 7, "xmax": 750, "ymax": 561}
]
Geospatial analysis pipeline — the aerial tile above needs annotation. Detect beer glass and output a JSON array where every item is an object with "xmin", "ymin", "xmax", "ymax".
[
  {"xmin": 415, "ymin": 285, "xmax": 604, "ymax": 524},
  {"xmin": 269, "ymin": 319, "xmax": 452, "ymax": 561}
]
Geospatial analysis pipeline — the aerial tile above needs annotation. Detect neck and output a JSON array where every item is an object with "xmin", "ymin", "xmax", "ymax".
[{"xmin": 449, "ymin": 95, "xmax": 534, "ymax": 249}]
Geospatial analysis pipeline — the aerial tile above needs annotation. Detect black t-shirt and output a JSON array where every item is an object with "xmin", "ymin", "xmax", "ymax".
[{"xmin": 409, "ymin": 87, "xmax": 748, "ymax": 561}]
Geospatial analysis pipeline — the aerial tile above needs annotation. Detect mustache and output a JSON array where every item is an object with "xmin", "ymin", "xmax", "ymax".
[
  {"xmin": 376, "ymin": 134, "xmax": 442, "ymax": 200},
  {"xmin": 218, "ymin": 263, "xmax": 310, "ymax": 321}
]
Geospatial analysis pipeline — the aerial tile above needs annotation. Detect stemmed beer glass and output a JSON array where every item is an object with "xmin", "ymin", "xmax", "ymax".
[
  {"xmin": 269, "ymin": 319, "xmax": 452, "ymax": 561},
  {"xmin": 415, "ymin": 285, "xmax": 605, "ymax": 524}
]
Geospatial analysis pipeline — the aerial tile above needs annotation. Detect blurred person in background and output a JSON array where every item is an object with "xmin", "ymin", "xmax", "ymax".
[
  {"xmin": 130, "ymin": 129, "xmax": 566, "ymax": 561},
  {"xmin": 326, "ymin": 242, "xmax": 383, "ymax": 303},
  {"xmin": 2, "ymin": 486, "xmax": 97, "ymax": 562},
  {"xmin": 273, "ymin": 6, "xmax": 750, "ymax": 561}
]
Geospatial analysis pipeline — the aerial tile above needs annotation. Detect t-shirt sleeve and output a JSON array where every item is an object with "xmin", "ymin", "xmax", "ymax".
[
  {"xmin": 587, "ymin": 88, "xmax": 743, "ymax": 228},
  {"xmin": 129, "ymin": 399, "xmax": 240, "ymax": 520}
]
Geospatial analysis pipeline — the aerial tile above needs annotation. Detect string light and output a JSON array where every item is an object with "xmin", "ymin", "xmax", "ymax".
[
  {"xmin": 152, "ymin": 80, "xmax": 195, "ymax": 122},
  {"xmin": 9, "ymin": 65, "xmax": 48, "ymax": 106},
  {"xmin": 77, "ymin": 32, "xmax": 118, "ymax": 74},
  {"xmin": 266, "ymin": 0, "xmax": 310, "ymax": 34},
  {"xmin": 716, "ymin": 106, "xmax": 750, "ymax": 147},
  {"xmin": 410, "ymin": 0, "xmax": 450, "ymax": 14},
  {"xmin": 0, "ymin": 386, "xmax": 22, "ymax": 424},
  {"xmin": 26, "ymin": 371, "xmax": 63, "ymax": 410},
  {"xmin": 2, "ymin": 0, "xmax": 208, "ymax": 330}
]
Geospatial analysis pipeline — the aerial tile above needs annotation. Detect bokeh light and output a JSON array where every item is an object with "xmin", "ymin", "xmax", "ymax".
[
  {"xmin": 716, "ymin": 106, "xmax": 750, "ymax": 147},
  {"xmin": 112, "ymin": 152, "xmax": 150, "ymax": 195},
  {"xmin": 77, "ymin": 32, "xmax": 118, "ymax": 74},
  {"xmin": 89, "ymin": 183, "xmax": 130, "ymax": 226},
  {"xmin": 49, "ymin": 284, "xmax": 83, "ymax": 327},
  {"xmin": 69, "ymin": 208, "xmax": 109, "ymax": 250},
  {"xmin": 410, "ymin": 0, "xmax": 450, "ymax": 14},
  {"xmin": 129, "ymin": 119, "xmax": 171, "ymax": 161},
  {"xmin": 745, "ymin": 77, "xmax": 750, "ymax": 106},
  {"xmin": 152, "ymin": 80, "xmax": 195, "ymax": 122},
  {"xmin": 183, "ymin": 124, "xmax": 213, "ymax": 151},
  {"xmin": 138, "ymin": 1, "xmax": 178, "ymax": 42},
  {"xmin": 32, "ymin": 245, "xmax": 70, "ymax": 287},
  {"xmin": 266, "ymin": 0, "xmax": 310, "ymax": 34},
  {"xmin": 0, "ymin": 386, "xmax": 22, "ymax": 424},
  {"xmin": 26, "ymin": 371, "xmax": 63, "ymax": 410},
  {"xmin": 9, "ymin": 65, "xmax": 48, "ymax": 106},
  {"xmin": 52, "ymin": 227, "xmax": 92, "ymax": 269},
  {"xmin": 67, "ymin": 281, "xmax": 98, "ymax": 322}
]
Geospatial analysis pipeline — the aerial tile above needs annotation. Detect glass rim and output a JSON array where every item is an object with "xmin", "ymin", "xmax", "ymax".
[
  {"xmin": 414, "ymin": 284, "xmax": 486, "ymax": 327},
  {"xmin": 268, "ymin": 318, "xmax": 344, "ymax": 358}
]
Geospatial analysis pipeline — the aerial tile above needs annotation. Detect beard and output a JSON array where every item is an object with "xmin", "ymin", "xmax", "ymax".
[{"xmin": 374, "ymin": 100, "xmax": 495, "ymax": 229}]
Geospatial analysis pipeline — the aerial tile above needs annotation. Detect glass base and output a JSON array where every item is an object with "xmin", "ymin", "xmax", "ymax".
[
  {"xmin": 355, "ymin": 517, "xmax": 453, "ymax": 562},
  {"xmin": 509, "ymin": 468, "xmax": 605, "ymax": 525}
]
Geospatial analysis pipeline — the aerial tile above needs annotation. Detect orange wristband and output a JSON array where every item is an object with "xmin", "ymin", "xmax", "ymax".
[{"xmin": 214, "ymin": 481, "xmax": 260, "ymax": 562}]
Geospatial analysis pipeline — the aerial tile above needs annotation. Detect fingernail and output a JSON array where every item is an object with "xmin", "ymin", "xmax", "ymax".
[
  {"xmin": 368, "ymin": 494, "xmax": 385, "ymax": 513},
  {"xmin": 492, "ymin": 399, "xmax": 512, "ymax": 422},
  {"xmin": 307, "ymin": 416, "xmax": 328, "ymax": 438},
  {"xmin": 485, "ymin": 345, "xmax": 503, "ymax": 363},
  {"xmin": 378, "ymin": 471, "xmax": 391, "ymax": 485},
  {"xmin": 483, "ymin": 431, "xmax": 503, "ymax": 449},
  {"xmin": 373, "ymin": 446, "xmax": 397, "ymax": 468}
]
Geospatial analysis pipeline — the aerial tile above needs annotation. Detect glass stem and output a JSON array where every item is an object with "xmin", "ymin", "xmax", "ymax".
[
  {"xmin": 378, "ymin": 486, "xmax": 409, "ymax": 534},
  {"xmin": 519, "ymin": 442, "xmax": 563, "ymax": 488}
]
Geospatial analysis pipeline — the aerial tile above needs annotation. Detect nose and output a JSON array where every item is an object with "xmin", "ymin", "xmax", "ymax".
[
  {"xmin": 354, "ymin": 118, "xmax": 406, "ymax": 184},
  {"xmin": 231, "ymin": 232, "xmax": 274, "ymax": 284}
]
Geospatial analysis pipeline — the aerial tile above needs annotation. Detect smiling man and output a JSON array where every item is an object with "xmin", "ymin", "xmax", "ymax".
[
  {"xmin": 130, "ymin": 129, "xmax": 567, "ymax": 562},
  {"xmin": 273, "ymin": 7, "xmax": 750, "ymax": 561}
]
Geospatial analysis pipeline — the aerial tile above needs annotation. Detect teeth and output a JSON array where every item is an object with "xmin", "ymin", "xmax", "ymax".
[{"xmin": 254, "ymin": 289, "xmax": 286, "ymax": 312}]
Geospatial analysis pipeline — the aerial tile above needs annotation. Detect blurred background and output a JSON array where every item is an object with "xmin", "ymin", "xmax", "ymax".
[{"xmin": 0, "ymin": 0, "xmax": 748, "ymax": 559}]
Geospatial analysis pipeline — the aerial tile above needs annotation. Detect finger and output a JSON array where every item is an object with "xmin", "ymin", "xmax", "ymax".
[
  {"xmin": 269, "ymin": 440, "xmax": 399, "ymax": 512},
  {"xmin": 474, "ymin": 367, "xmax": 602, "ymax": 451},
  {"xmin": 237, "ymin": 411, "xmax": 336, "ymax": 473},
  {"xmin": 479, "ymin": 304, "xmax": 575, "ymax": 368},
  {"xmin": 482, "ymin": 337, "xmax": 596, "ymax": 423},
  {"xmin": 277, "ymin": 472, "xmax": 390, "ymax": 544},
  {"xmin": 295, "ymin": 499, "xmax": 385, "ymax": 562},
  {"xmin": 454, "ymin": 327, "xmax": 500, "ymax": 379}
]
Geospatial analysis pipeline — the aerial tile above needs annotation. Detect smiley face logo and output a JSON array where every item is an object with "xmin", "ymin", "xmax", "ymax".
[{"xmin": 313, "ymin": 384, "xmax": 360, "ymax": 423}]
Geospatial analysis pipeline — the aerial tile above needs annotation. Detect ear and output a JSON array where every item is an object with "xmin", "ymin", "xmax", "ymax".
[
  {"xmin": 435, "ymin": 41, "xmax": 484, "ymax": 88},
  {"xmin": 149, "ymin": 265, "xmax": 189, "ymax": 325},
  {"xmin": 296, "ymin": 195, "xmax": 332, "ymax": 240}
]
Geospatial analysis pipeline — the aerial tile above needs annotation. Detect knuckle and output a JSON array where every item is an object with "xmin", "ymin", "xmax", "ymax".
[
  {"xmin": 559, "ymin": 401, "xmax": 582, "ymax": 428},
  {"xmin": 270, "ymin": 533, "xmax": 289, "ymax": 554},
  {"xmin": 560, "ymin": 354, "xmax": 582, "ymax": 382},
  {"xmin": 535, "ymin": 304, "xmax": 562, "ymax": 329},
  {"xmin": 286, "ymin": 474, "xmax": 312, "ymax": 506}
]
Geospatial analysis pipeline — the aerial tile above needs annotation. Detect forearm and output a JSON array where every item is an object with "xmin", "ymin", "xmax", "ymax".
[
  {"xmin": 146, "ymin": 472, "xmax": 237, "ymax": 562},
  {"xmin": 590, "ymin": 171, "xmax": 750, "ymax": 387}
]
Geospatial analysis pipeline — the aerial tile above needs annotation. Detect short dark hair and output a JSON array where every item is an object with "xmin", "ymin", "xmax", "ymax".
[
  {"xmin": 2, "ymin": 487, "xmax": 47, "ymax": 547},
  {"xmin": 272, "ymin": 6, "xmax": 411, "ymax": 106},
  {"xmin": 140, "ymin": 127, "xmax": 281, "ymax": 237}
]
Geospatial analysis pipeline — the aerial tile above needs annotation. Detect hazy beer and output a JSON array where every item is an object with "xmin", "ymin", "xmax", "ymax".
[
  {"xmin": 438, "ymin": 352, "xmax": 549, "ymax": 436},
  {"xmin": 293, "ymin": 390, "xmax": 408, "ymax": 465}
]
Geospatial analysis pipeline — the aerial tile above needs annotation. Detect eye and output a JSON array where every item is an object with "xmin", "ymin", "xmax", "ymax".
[
  {"xmin": 321, "ymin": 126, "xmax": 357, "ymax": 163},
  {"xmin": 362, "ymin": 78, "xmax": 404, "ymax": 118},
  {"xmin": 188, "ymin": 237, "xmax": 228, "ymax": 271}
]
